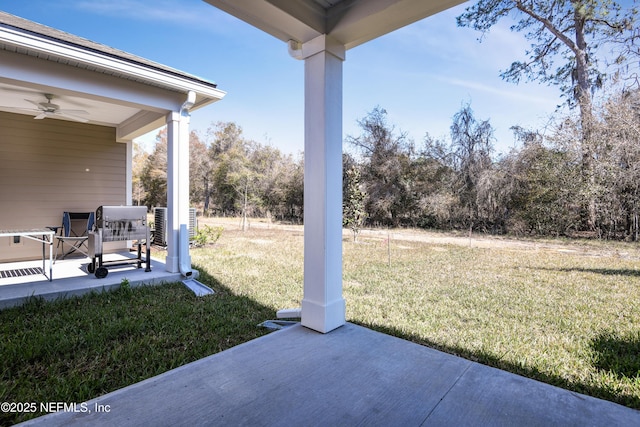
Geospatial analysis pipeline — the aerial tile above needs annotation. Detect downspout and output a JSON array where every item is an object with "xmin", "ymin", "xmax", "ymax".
[
  {"xmin": 179, "ymin": 224, "xmax": 192, "ymax": 278},
  {"xmin": 179, "ymin": 91, "xmax": 195, "ymax": 278}
]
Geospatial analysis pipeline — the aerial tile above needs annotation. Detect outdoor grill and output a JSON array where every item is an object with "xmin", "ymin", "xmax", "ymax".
[{"xmin": 88, "ymin": 205, "xmax": 151, "ymax": 278}]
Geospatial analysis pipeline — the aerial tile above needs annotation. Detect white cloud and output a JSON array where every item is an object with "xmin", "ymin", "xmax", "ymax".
[
  {"xmin": 384, "ymin": 4, "xmax": 533, "ymax": 77},
  {"xmin": 73, "ymin": 0, "xmax": 240, "ymax": 34},
  {"xmin": 436, "ymin": 76, "xmax": 559, "ymax": 106}
]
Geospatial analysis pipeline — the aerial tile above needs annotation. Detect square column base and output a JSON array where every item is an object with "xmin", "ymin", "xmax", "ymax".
[
  {"xmin": 301, "ymin": 297, "xmax": 346, "ymax": 333},
  {"xmin": 165, "ymin": 255, "xmax": 179, "ymax": 273}
]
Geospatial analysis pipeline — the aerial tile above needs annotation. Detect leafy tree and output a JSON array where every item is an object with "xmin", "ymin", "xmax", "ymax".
[
  {"xmin": 220, "ymin": 146, "xmax": 255, "ymax": 229},
  {"xmin": 457, "ymin": 0, "xmax": 638, "ymax": 229},
  {"xmin": 282, "ymin": 155, "xmax": 304, "ymax": 223},
  {"xmin": 205, "ymin": 122, "xmax": 251, "ymax": 216},
  {"xmin": 504, "ymin": 129, "xmax": 582, "ymax": 235},
  {"xmin": 132, "ymin": 141, "xmax": 149, "ymax": 206},
  {"xmin": 208, "ymin": 121, "xmax": 245, "ymax": 155},
  {"xmin": 189, "ymin": 131, "xmax": 209, "ymax": 209},
  {"xmin": 250, "ymin": 145, "xmax": 296, "ymax": 219},
  {"xmin": 138, "ymin": 129, "xmax": 208, "ymax": 211},
  {"xmin": 458, "ymin": 0, "xmax": 635, "ymax": 112},
  {"xmin": 404, "ymin": 134, "xmax": 454, "ymax": 229},
  {"xmin": 199, "ymin": 121, "xmax": 305, "ymax": 224},
  {"xmin": 139, "ymin": 128, "xmax": 167, "ymax": 208},
  {"xmin": 343, "ymin": 162, "xmax": 367, "ymax": 242}
]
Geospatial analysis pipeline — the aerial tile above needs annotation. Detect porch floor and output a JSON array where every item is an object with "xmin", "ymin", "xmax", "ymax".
[
  {"xmin": 19, "ymin": 322, "xmax": 640, "ymax": 426},
  {"xmin": 0, "ymin": 253, "xmax": 185, "ymax": 309}
]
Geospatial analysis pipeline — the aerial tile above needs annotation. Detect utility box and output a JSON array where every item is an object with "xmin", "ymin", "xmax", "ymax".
[{"xmin": 152, "ymin": 207, "xmax": 197, "ymax": 247}]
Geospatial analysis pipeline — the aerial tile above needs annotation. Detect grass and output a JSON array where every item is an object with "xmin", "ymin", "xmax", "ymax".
[
  {"xmin": 1, "ymin": 223, "xmax": 640, "ymax": 424},
  {"xmin": 342, "ymin": 242, "xmax": 640, "ymax": 406},
  {"xmin": 0, "ymin": 271, "xmax": 274, "ymax": 425}
]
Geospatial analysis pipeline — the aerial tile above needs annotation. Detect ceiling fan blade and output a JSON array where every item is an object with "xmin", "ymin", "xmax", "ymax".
[{"xmin": 8, "ymin": 94, "xmax": 90, "ymax": 123}]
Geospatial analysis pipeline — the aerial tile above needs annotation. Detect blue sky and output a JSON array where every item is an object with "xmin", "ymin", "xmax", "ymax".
[{"xmin": 0, "ymin": 0, "xmax": 566, "ymax": 156}]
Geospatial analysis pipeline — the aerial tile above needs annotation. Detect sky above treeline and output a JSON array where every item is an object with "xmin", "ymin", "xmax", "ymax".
[{"xmin": 2, "ymin": 0, "xmax": 575, "ymax": 156}]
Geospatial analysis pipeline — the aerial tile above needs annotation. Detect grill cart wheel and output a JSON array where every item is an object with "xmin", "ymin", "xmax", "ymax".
[
  {"xmin": 95, "ymin": 267, "xmax": 108, "ymax": 279},
  {"xmin": 87, "ymin": 263, "xmax": 95, "ymax": 274}
]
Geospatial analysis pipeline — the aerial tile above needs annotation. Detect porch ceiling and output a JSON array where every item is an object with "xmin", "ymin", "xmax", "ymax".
[
  {"xmin": 0, "ymin": 11, "xmax": 225, "ymax": 142},
  {"xmin": 0, "ymin": 81, "xmax": 141, "ymax": 128},
  {"xmin": 203, "ymin": 0, "xmax": 466, "ymax": 49}
]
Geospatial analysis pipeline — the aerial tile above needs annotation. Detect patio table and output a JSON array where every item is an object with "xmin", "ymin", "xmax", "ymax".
[{"xmin": 0, "ymin": 229, "xmax": 54, "ymax": 281}]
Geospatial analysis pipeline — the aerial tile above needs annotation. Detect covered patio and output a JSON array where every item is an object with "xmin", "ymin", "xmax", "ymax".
[
  {"xmin": 5, "ymin": 1, "xmax": 640, "ymax": 425},
  {"xmin": 0, "ymin": 253, "xmax": 185, "ymax": 310},
  {"xmin": 0, "ymin": 11, "xmax": 225, "ymax": 281}
]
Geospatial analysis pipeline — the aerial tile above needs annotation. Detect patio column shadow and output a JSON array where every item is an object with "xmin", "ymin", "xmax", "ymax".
[
  {"xmin": 354, "ymin": 320, "xmax": 640, "ymax": 410},
  {"xmin": 591, "ymin": 330, "xmax": 640, "ymax": 379}
]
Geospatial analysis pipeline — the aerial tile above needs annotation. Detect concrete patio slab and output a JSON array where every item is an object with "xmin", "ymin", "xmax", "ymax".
[
  {"xmin": 19, "ymin": 323, "xmax": 640, "ymax": 426},
  {"xmin": 0, "ymin": 254, "xmax": 187, "ymax": 309}
]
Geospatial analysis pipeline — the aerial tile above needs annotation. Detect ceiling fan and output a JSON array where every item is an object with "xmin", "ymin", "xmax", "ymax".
[{"xmin": 23, "ymin": 93, "xmax": 90, "ymax": 123}]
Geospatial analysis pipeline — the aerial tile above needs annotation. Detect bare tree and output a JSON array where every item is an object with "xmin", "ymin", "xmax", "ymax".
[
  {"xmin": 450, "ymin": 103, "xmax": 494, "ymax": 233},
  {"xmin": 593, "ymin": 90, "xmax": 640, "ymax": 238},
  {"xmin": 346, "ymin": 106, "xmax": 415, "ymax": 226}
]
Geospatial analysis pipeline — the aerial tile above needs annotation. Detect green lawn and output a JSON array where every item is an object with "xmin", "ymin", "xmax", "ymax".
[{"xmin": 1, "ymin": 225, "xmax": 639, "ymax": 424}]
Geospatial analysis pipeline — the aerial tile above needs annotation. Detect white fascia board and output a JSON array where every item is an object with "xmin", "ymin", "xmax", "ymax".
[
  {"xmin": 0, "ymin": 27, "xmax": 226, "ymax": 100},
  {"xmin": 0, "ymin": 49, "xmax": 185, "ymax": 111}
]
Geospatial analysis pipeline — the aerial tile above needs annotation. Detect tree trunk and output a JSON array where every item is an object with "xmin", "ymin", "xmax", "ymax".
[
  {"xmin": 574, "ymin": 7, "xmax": 597, "ymax": 231},
  {"xmin": 241, "ymin": 178, "xmax": 248, "ymax": 232},
  {"xmin": 204, "ymin": 176, "xmax": 210, "ymax": 211}
]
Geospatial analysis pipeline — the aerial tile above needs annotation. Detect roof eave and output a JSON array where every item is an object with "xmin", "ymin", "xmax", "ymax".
[
  {"xmin": 0, "ymin": 25, "xmax": 225, "ymax": 100},
  {"xmin": 204, "ymin": 0, "xmax": 467, "ymax": 49}
]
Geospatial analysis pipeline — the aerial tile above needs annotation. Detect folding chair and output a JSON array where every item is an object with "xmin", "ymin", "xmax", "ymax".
[{"xmin": 54, "ymin": 211, "xmax": 95, "ymax": 261}]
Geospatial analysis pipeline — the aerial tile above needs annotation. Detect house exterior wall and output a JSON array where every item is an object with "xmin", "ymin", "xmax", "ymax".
[{"xmin": 0, "ymin": 111, "xmax": 126, "ymax": 261}]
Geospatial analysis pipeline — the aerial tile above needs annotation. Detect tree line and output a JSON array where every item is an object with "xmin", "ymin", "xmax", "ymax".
[
  {"xmin": 343, "ymin": 94, "xmax": 640, "ymax": 240},
  {"xmin": 134, "ymin": 122, "xmax": 304, "ymax": 224},
  {"xmin": 133, "ymin": 87, "xmax": 639, "ymax": 240}
]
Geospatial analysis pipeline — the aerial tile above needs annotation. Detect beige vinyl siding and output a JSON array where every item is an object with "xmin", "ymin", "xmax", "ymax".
[{"xmin": 0, "ymin": 111, "xmax": 126, "ymax": 261}]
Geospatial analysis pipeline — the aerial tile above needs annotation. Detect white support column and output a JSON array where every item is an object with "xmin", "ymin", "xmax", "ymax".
[
  {"xmin": 165, "ymin": 96, "xmax": 193, "ymax": 273},
  {"xmin": 125, "ymin": 140, "xmax": 133, "ymax": 205},
  {"xmin": 165, "ymin": 112, "xmax": 180, "ymax": 273},
  {"xmin": 300, "ymin": 35, "xmax": 346, "ymax": 333}
]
